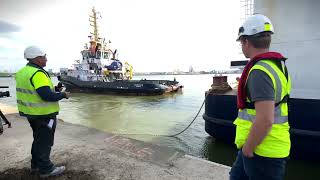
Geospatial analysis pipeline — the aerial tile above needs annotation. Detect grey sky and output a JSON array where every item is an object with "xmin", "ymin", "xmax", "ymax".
[
  {"xmin": 0, "ymin": 20, "xmax": 21, "ymax": 33},
  {"xmin": 0, "ymin": 0, "xmax": 61, "ymax": 23},
  {"xmin": 0, "ymin": 0, "xmax": 245, "ymax": 72}
]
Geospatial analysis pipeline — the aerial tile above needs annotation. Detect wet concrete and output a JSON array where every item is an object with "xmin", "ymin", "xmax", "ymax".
[{"xmin": 0, "ymin": 168, "xmax": 96, "ymax": 180}]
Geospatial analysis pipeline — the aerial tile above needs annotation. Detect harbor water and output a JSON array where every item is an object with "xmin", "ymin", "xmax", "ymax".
[{"xmin": 0, "ymin": 75, "xmax": 319, "ymax": 180}]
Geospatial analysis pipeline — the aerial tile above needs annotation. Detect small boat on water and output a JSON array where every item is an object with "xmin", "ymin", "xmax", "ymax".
[
  {"xmin": 203, "ymin": 0, "xmax": 320, "ymax": 161},
  {"xmin": 58, "ymin": 7, "xmax": 183, "ymax": 95}
]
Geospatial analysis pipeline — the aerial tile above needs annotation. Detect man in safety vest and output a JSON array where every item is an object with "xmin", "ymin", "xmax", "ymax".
[
  {"xmin": 229, "ymin": 14, "xmax": 291, "ymax": 180},
  {"xmin": 15, "ymin": 46, "xmax": 69, "ymax": 178}
]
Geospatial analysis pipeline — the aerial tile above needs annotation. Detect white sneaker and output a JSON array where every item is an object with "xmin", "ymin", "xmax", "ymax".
[{"xmin": 39, "ymin": 166, "xmax": 66, "ymax": 178}]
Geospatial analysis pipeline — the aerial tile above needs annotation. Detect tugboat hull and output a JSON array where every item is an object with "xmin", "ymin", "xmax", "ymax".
[
  {"xmin": 203, "ymin": 91, "xmax": 320, "ymax": 161},
  {"xmin": 58, "ymin": 75, "xmax": 182, "ymax": 96}
]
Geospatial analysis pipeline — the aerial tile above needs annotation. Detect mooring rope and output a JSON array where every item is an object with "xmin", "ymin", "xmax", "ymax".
[
  {"xmin": 111, "ymin": 98, "xmax": 205, "ymax": 137},
  {"xmin": 111, "ymin": 82, "xmax": 232, "ymax": 138}
]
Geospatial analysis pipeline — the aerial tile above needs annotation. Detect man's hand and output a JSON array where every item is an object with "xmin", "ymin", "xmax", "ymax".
[
  {"xmin": 62, "ymin": 92, "xmax": 70, "ymax": 99},
  {"xmin": 242, "ymin": 144, "xmax": 254, "ymax": 158}
]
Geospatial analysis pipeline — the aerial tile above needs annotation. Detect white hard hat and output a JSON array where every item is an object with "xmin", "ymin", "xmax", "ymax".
[
  {"xmin": 237, "ymin": 14, "xmax": 274, "ymax": 41},
  {"xmin": 24, "ymin": 46, "xmax": 46, "ymax": 60}
]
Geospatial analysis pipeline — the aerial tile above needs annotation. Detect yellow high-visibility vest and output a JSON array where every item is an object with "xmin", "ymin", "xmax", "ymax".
[
  {"xmin": 15, "ymin": 65, "xmax": 59, "ymax": 116},
  {"xmin": 234, "ymin": 59, "xmax": 291, "ymax": 158}
]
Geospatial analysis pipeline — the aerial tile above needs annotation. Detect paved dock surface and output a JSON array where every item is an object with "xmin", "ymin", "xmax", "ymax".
[{"xmin": 0, "ymin": 104, "xmax": 230, "ymax": 180}]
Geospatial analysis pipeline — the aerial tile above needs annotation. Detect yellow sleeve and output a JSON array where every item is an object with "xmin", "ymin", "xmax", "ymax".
[{"xmin": 31, "ymin": 71, "xmax": 51, "ymax": 89}]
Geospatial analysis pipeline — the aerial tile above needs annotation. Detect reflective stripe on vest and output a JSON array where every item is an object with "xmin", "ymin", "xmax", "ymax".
[
  {"xmin": 238, "ymin": 108, "xmax": 288, "ymax": 124},
  {"xmin": 15, "ymin": 65, "xmax": 59, "ymax": 116},
  {"xmin": 16, "ymin": 88, "xmax": 38, "ymax": 95},
  {"xmin": 258, "ymin": 61, "xmax": 282, "ymax": 103},
  {"xmin": 17, "ymin": 99, "xmax": 57, "ymax": 107}
]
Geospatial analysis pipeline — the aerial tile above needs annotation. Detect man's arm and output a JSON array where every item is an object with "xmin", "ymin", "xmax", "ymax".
[
  {"xmin": 32, "ymin": 71, "xmax": 67, "ymax": 102},
  {"xmin": 242, "ymin": 100, "xmax": 274, "ymax": 157},
  {"xmin": 36, "ymin": 86, "xmax": 67, "ymax": 102}
]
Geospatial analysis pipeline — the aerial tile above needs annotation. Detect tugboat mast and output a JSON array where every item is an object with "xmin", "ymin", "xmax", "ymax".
[{"xmin": 89, "ymin": 7, "xmax": 99, "ymax": 42}]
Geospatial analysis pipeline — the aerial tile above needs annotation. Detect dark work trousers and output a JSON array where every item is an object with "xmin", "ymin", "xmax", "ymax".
[
  {"xmin": 27, "ymin": 116, "xmax": 57, "ymax": 174},
  {"xmin": 229, "ymin": 150, "xmax": 287, "ymax": 180}
]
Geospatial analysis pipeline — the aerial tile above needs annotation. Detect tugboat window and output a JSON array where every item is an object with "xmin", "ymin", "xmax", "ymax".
[
  {"xmin": 82, "ymin": 51, "xmax": 89, "ymax": 58},
  {"xmin": 103, "ymin": 52, "xmax": 109, "ymax": 59},
  {"xmin": 96, "ymin": 50, "xmax": 101, "ymax": 59},
  {"xmin": 89, "ymin": 51, "xmax": 95, "ymax": 58}
]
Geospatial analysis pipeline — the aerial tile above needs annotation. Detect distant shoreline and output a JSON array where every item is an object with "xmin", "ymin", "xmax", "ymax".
[
  {"xmin": 0, "ymin": 73, "xmax": 14, "ymax": 77},
  {"xmin": 0, "ymin": 73, "xmax": 241, "ymax": 77},
  {"xmin": 134, "ymin": 72, "xmax": 241, "ymax": 76}
]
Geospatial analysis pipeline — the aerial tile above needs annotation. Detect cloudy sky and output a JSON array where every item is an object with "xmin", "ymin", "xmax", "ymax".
[{"xmin": 0, "ymin": 0, "xmax": 244, "ymax": 72}]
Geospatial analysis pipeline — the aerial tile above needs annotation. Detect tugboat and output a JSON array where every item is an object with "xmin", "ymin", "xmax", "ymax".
[
  {"xmin": 58, "ymin": 7, "xmax": 183, "ymax": 95},
  {"xmin": 203, "ymin": 0, "xmax": 320, "ymax": 161}
]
